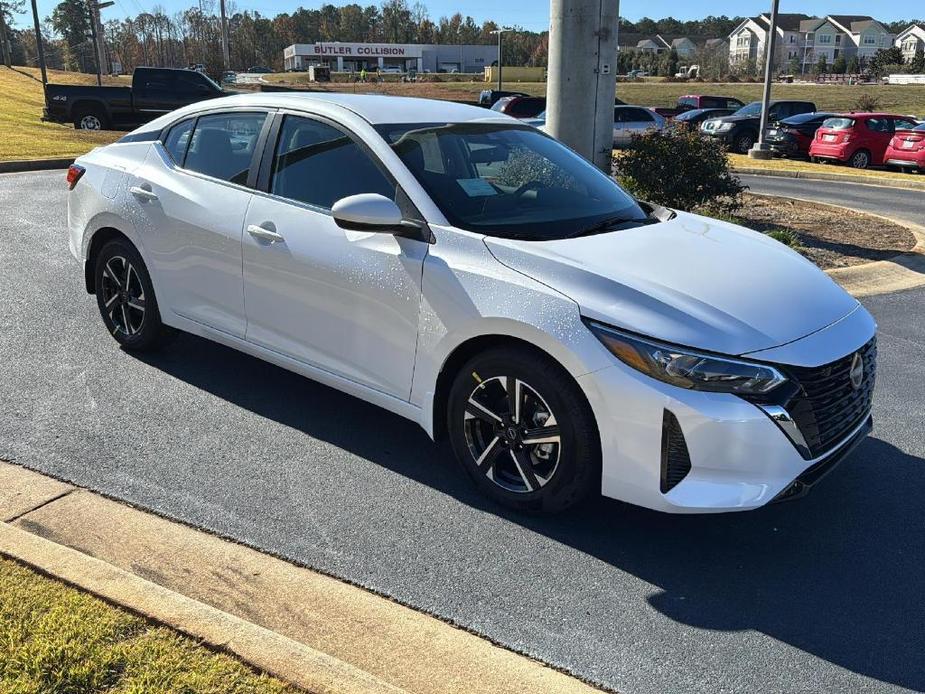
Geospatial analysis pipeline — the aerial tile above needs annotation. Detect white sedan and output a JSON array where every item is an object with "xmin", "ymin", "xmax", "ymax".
[{"xmin": 67, "ymin": 92, "xmax": 876, "ymax": 513}]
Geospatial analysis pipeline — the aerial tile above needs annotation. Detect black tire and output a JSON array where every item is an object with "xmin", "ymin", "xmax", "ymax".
[
  {"xmin": 849, "ymin": 149, "xmax": 871, "ymax": 169},
  {"xmin": 94, "ymin": 239, "xmax": 172, "ymax": 351},
  {"xmin": 73, "ymin": 105, "xmax": 109, "ymax": 131},
  {"xmin": 733, "ymin": 130, "xmax": 756, "ymax": 154},
  {"xmin": 447, "ymin": 346, "xmax": 600, "ymax": 513}
]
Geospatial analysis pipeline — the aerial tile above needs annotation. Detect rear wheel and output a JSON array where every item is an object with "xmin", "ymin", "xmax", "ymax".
[
  {"xmin": 74, "ymin": 105, "xmax": 109, "ymax": 131},
  {"xmin": 849, "ymin": 149, "xmax": 871, "ymax": 169},
  {"xmin": 447, "ymin": 347, "xmax": 600, "ymax": 513},
  {"xmin": 94, "ymin": 239, "xmax": 171, "ymax": 351}
]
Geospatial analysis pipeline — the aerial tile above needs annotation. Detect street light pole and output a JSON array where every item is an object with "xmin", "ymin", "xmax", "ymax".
[
  {"xmin": 30, "ymin": 0, "xmax": 48, "ymax": 85},
  {"xmin": 749, "ymin": 0, "xmax": 780, "ymax": 159},
  {"xmin": 490, "ymin": 28, "xmax": 508, "ymax": 91}
]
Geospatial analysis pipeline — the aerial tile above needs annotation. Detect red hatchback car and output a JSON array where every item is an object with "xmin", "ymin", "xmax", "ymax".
[
  {"xmin": 884, "ymin": 122, "xmax": 925, "ymax": 173},
  {"xmin": 809, "ymin": 113, "xmax": 921, "ymax": 168}
]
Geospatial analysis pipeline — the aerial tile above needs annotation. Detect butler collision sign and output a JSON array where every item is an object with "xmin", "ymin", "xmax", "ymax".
[
  {"xmin": 283, "ymin": 41, "xmax": 496, "ymax": 73},
  {"xmin": 311, "ymin": 42, "xmax": 416, "ymax": 57}
]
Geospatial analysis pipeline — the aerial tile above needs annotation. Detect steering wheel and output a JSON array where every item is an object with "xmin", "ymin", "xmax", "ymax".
[{"xmin": 512, "ymin": 180, "xmax": 548, "ymax": 198}]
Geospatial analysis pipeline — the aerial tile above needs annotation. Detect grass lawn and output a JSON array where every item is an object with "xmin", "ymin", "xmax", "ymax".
[
  {"xmin": 728, "ymin": 153, "xmax": 924, "ymax": 183},
  {"xmin": 265, "ymin": 73, "xmax": 925, "ymax": 114},
  {"xmin": 0, "ymin": 557, "xmax": 297, "ymax": 693},
  {"xmin": 0, "ymin": 66, "xmax": 121, "ymax": 161}
]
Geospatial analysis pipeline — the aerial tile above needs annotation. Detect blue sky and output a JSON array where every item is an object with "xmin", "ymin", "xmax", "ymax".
[{"xmin": 12, "ymin": 0, "xmax": 918, "ymax": 31}]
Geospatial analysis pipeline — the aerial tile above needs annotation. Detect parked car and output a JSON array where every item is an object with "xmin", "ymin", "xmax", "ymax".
[
  {"xmin": 809, "ymin": 113, "xmax": 922, "ymax": 168},
  {"xmin": 765, "ymin": 112, "xmax": 837, "ymax": 158},
  {"xmin": 490, "ymin": 95, "xmax": 547, "ymax": 119},
  {"xmin": 478, "ymin": 89, "xmax": 529, "ymax": 107},
  {"xmin": 613, "ymin": 106, "xmax": 666, "ymax": 146},
  {"xmin": 701, "ymin": 100, "xmax": 817, "ymax": 154},
  {"xmin": 67, "ymin": 92, "xmax": 876, "ymax": 514},
  {"xmin": 221, "ymin": 71, "xmax": 237, "ymax": 84},
  {"xmin": 381, "ymin": 65, "xmax": 403, "ymax": 74},
  {"xmin": 667, "ymin": 107, "xmax": 736, "ymax": 131},
  {"xmin": 656, "ymin": 95, "xmax": 746, "ymax": 120},
  {"xmin": 44, "ymin": 66, "xmax": 225, "ymax": 130},
  {"xmin": 883, "ymin": 121, "xmax": 925, "ymax": 173},
  {"xmin": 246, "ymin": 65, "xmax": 274, "ymax": 73}
]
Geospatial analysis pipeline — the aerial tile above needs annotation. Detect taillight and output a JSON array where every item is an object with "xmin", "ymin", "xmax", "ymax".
[
  {"xmin": 66, "ymin": 164, "xmax": 86, "ymax": 190},
  {"xmin": 843, "ymin": 134, "xmax": 851, "ymax": 143}
]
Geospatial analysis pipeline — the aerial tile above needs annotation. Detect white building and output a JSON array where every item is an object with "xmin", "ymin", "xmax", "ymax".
[
  {"xmin": 283, "ymin": 42, "xmax": 497, "ymax": 74},
  {"xmin": 728, "ymin": 14, "xmax": 894, "ymax": 71},
  {"xmin": 895, "ymin": 24, "xmax": 925, "ymax": 62}
]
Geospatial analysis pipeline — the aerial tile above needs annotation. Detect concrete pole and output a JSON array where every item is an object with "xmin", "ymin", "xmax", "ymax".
[
  {"xmin": 546, "ymin": 0, "xmax": 620, "ymax": 172},
  {"xmin": 220, "ymin": 0, "xmax": 230, "ymax": 70},
  {"xmin": 749, "ymin": 0, "xmax": 780, "ymax": 159},
  {"xmin": 31, "ymin": 0, "xmax": 48, "ymax": 85}
]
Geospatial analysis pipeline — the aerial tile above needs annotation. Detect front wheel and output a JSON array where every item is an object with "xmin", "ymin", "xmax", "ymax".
[
  {"xmin": 733, "ymin": 131, "xmax": 756, "ymax": 154},
  {"xmin": 447, "ymin": 347, "xmax": 600, "ymax": 513},
  {"xmin": 94, "ymin": 239, "xmax": 172, "ymax": 351}
]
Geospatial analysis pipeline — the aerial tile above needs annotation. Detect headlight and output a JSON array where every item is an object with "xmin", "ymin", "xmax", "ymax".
[
  {"xmin": 586, "ymin": 321, "xmax": 787, "ymax": 395},
  {"xmin": 715, "ymin": 121, "xmax": 735, "ymax": 133}
]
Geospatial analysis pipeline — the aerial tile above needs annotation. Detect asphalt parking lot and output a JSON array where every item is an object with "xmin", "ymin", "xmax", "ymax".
[{"xmin": 1, "ymin": 170, "xmax": 923, "ymax": 694}]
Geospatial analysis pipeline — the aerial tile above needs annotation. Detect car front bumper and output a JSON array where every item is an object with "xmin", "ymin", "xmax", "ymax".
[{"xmin": 577, "ymin": 309, "xmax": 876, "ymax": 514}]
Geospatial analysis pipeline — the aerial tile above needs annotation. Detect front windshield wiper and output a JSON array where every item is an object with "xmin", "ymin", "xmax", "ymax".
[{"xmin": 565, "ymin": 215, "xmax": 655, "ymax": 239}]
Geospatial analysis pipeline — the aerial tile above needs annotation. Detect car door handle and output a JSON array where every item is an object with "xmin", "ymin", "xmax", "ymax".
[
  {"xmin": 129, "ymin": 185, "xmax": 158, "ymax": 201},
  {"xmin": 247, "ymin": 224, "xmax": 284, "ymax": 243}
]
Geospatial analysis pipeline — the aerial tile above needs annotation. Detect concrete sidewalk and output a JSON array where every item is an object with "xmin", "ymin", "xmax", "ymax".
[{"xmin": 0, "ymin": 460, "xmax": 606, "ymax": 694}]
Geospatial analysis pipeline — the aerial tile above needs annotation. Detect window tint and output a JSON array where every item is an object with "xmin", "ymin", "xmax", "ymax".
[
  {"xmin": 162, "ymin": 119, "xmax": 194, "ymax": 164},
  {"xmin": 271, "ymin": 116, "xmax": 394, "ymax": 209},
  {"xmin": 866, "ymin": 117, "xmax": 890, "ymax": 133},
  {"xmin": 622, "ymin": 108, "xmax": 653, "ymax": 122},
  {"xmin": 893, "ymin": 118, "xmax": 918, "ymax": 131},
  {"xmin": 184, "ymin": 112, "xmax": 266, "ymax": 184},
  {"xmin": 727, "ymin": 99, "xmax": 742, "ymax": 109},
  {"xmin": 138, "ymin": 73, "xmax": 173, "ymax": 91}
]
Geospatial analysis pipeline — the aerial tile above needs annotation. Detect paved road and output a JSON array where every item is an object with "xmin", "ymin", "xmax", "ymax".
[
  {"xmin": 739, "ymin": 174, "xmax": 925, "ymax": 226},
  {"xmin": 2, "ymin": 170, "xmax": 924, "ymax": 694}
]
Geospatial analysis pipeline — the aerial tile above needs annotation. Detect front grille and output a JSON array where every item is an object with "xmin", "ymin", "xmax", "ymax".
[
  {"xmin": 660, "ymin": 410, "xmax": 692, "ymax": 493},
  {"xmin": 784, "ymin": 338, "xmax": 877, "ymax": 458}
]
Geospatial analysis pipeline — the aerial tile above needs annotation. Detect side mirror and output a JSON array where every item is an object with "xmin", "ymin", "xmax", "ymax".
[{"xmin": 332, "ymin": 193, "xmax": 404, "ymax": 232}]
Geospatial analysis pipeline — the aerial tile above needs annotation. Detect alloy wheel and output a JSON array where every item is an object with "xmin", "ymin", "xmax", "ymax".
[
  {"xmin": 463, "ymin": 376, "xmax": 562, "ymax": 493},
  {"xmin": 80, "ymin": 115, "xmax": 102, "ymax": 130},
  {"xmin": 850, "ymin": 151, "xmax": 870, "ymax": 169},
  {"xmin": 100, "ymin": 255, "xmax": 146, "ymax": 336}
]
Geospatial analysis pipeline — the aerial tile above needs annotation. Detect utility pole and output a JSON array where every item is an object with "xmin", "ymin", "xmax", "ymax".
[
  {"xmin": 87, "ymin": 2, "xmax": 101, "ymax": 85},
  {"xmin": 31, "ymin": 0, "xmax": 48, "ymax": 85},
  {"xmin": 546, "ymin": 0, "xmax": 620, "ymax": 172},
  {"xmin": 0, "ymin": 10, "xmax": 11, "ymax": 68},
  {"xmin": 220, "ymin": 0, "xmax": 229, "ymax": 70},
  {"xmin": 489, "ymin": 28, "xmax": 508, "ymax": 91},
  {"xmin": 749, "ymin": 0, "xmax": 780, "ymax": 159}
]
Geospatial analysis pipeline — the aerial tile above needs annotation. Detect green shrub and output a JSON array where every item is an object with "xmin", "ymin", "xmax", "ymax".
[
  {"xmin": 766, "ymin": 229, "xmax": 801, "ymax": 249},
  {"xmin": 614, "ymin": 129, "xmax": 744, "ymax": 214}
]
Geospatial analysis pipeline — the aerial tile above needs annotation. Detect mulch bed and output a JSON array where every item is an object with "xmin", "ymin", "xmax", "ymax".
[{"xmin": 734, "ymin": 193, "xmax": 917, "ymax": 269}]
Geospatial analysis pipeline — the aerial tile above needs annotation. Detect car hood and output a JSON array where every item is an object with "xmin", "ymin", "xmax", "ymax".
[{"xmin": 484, "ymin": 211, "xmax": 859, "ymax": 356}]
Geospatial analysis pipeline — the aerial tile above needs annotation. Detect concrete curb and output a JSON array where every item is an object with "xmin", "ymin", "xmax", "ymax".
[
  {"xmin": 751, "ymin": 193, "xmax": 925, "ymax": 298},
  {"xmin": 733, "ymin": 166, "xmax": 925, "ymax": 191},
  {"xmin": 0, "ymin": 158, "xmax": 74, "ymax": 173},
  {"xmin": 0, "ymin": 461, "xmax": 605, "ymax": 694},
  {"xmin": 0, "ymin": 522, "xmax": 406, "ymax": 694}
]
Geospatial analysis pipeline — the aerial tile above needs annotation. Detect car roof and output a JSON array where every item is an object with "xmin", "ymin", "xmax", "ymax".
[{"xmin": 165, "ymin": 92, "xmax": 512, "ymax": 126}]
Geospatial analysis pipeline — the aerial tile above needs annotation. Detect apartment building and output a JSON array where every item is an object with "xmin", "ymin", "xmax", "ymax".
[
  {"xmin": 728, "ymin": 14, "xmax": 895, "ymax": 70},
  {"xmin": 895, "ymin": 24, "xmax": 925, "ymax": 62}
]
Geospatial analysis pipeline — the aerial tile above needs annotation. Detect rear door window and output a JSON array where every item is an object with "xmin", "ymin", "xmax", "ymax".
[
  {"xmin": 183, "ymin": 112, "xmax": 267, "ymax": 185},
  {"xmin": 623, "ymin": 108, "xmax": 653, "ymax": 123},
  {"xmin": 866, "ymin": 118, "xmax": 890, "ymax": 133}
]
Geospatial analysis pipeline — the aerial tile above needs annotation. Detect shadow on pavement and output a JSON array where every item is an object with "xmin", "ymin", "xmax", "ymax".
[{"xmin": 134, "ymin": 331, "xmax": 925, "ymax": 693}]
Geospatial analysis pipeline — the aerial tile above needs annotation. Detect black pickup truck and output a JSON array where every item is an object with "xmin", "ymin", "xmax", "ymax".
[{"xmin": 44, "ymin": 67, "xmax": 226, "ymax": 130}]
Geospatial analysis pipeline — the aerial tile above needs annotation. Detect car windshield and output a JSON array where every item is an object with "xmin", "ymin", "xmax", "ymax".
[
  {"xmin": 377, "ymin": 122, "xmax": 647, "ymax": 241},
  {"xmin": 732, "ymin": 101, "xmax": 762, "ymax": 117},
  {"xmin": 823, "ymin": 117, "xmax": 855, "ymax": 129},
  {"xmin": 676, "ymin": 108, "xmax": 708, "ymax": 121}
]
